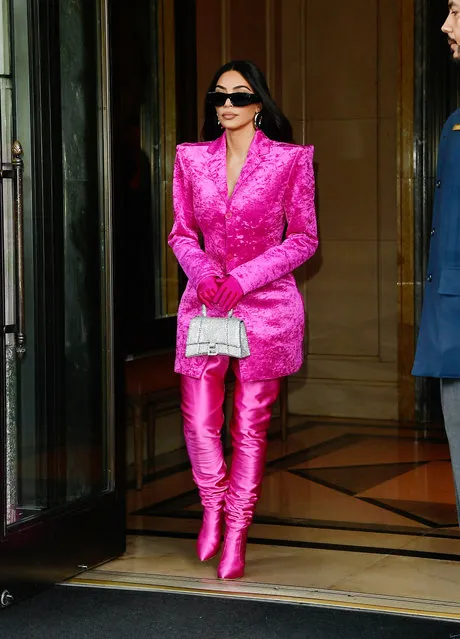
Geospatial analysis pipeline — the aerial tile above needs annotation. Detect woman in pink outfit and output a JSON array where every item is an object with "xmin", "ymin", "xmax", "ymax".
[{"xmin": 168, "ymin": 60, "xmax": 318, "ymax": 579}]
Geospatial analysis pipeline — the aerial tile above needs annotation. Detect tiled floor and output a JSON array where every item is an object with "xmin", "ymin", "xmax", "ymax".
[{"xmin": 68, "ymin": 415, "xmax": 460, "ymax": 620}]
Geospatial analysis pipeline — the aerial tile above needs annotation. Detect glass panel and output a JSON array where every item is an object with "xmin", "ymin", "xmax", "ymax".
[
  {"xmin": 1, "ymin": 0, "xmax": 19, "ymax": 526},
  {"xmin": 113, "ymin": 0, "xmax": 179, "ymax": 330},
  {"xmin": 2, "ymin": 0, "xmax": 112, "ymax": 527},
  {"xmin": 59, "ymin": 0, "xmax": 108, "ymax": 500},
  {"xmin": 12, "ymin": 0, "xmax": 39, "ymax": 523}
]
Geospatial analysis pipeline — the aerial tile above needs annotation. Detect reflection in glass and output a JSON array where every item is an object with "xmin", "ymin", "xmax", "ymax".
[
  {"xmin": 59, "ymin": 0, "xmax": 107, "ymax": 500},
  {"xmin": 112, "ymin": 0, "xmax": 161, "ymax": 345},
  {"xmin": 112, "ymin": 0, "xmax": 181, "ymax": 357},
  {"xmin": 2, "ymin": 0, "xmax": 111, "ymax": 526}
]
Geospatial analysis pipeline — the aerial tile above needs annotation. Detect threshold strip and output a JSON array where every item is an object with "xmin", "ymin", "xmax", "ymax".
[{"xmin": 62, "ymin": 574, "xmax": 460, "ymax": 622}]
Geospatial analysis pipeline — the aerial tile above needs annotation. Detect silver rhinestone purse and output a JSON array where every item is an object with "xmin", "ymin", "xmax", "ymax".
[{"xmin": 185, "ymin": 305, "xmax": 250, "ymax": 358}]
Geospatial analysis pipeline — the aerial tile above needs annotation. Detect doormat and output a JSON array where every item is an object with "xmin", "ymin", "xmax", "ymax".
[{"xmin": 1, "ymin": 585, "xmax": 460, "ymax": 638}]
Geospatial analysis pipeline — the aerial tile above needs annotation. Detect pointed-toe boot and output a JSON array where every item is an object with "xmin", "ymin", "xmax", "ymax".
[
  {"xmin": 219, "ymin": 365, "xmax": 281, "ymax": 579},
  {"xmin": 217, "ymin": 528, "xmax": 247, "ymax": 579},
  {"xmin": 180, "ymin": 359, "xmax": 230, "ymax": 562},
  {"xmin": 197, "ymin": 509, "xmax": 224, "ymax": 561}
]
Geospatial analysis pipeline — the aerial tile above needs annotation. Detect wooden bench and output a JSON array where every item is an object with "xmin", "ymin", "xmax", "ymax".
[{"xmin": 126, "ymin": 352, "xmax": 289, "ymax": 490}]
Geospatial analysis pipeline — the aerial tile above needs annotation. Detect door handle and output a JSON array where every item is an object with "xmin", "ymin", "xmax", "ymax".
[
  {"xmin": 0, "ymin": 590, "xmax": 13, "ymax": 607},
  {"xmin": 12, "ymin": 140, "xmax": 26, "ymax": 358}
]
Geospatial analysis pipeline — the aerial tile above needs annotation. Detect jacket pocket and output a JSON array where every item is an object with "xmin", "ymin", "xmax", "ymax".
[{"xmin": 438, "ymin": 267, "xmax": 460, "ymax": 295}]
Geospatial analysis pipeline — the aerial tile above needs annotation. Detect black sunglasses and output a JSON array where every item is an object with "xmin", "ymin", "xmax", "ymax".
[{"xmin": 206, "ymin": 91, "xmax": 261, "ymax": 107}]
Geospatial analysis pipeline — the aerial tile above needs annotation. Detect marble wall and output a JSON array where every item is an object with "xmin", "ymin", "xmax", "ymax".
[{"xmin": 195, "ymin": 0, "xmax": 399, "ymax": 419}]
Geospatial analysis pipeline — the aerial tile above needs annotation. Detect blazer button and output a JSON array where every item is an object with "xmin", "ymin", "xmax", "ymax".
[
  {"xmin": 430, "ymin": 227, "xmax": 435, "ymax": 236},
  {"xmin": 436, "ymin": 180, "xmax": 441, "ymax": 188},
  {"xmin": 225, "ymin": 212, "xmax": 232, "ymax": 220},
  {"xmin": 426, "ymin": 274, "xmax": 432, "ymax": 282}
]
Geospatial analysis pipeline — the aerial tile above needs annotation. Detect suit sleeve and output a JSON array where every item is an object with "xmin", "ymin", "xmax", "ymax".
[
  {"xmin": 229, "ymin": 146, "xmax": 318, "ymax": 294},
  {"xmin": 168, "ymin": 146, "xmax": 220, "ymax": 288}
]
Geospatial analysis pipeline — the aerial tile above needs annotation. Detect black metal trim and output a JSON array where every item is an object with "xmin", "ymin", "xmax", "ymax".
[
  {"xmin": 107, "ymin": 0, "xmax": 128, "ymax": 517},
  {"xmin": 0, "ymin": 167, "xmax": 13, "ymax": 179},
  {"xmin": 2, "ymin": 325, "xmax": 16, "ymax": 335},
  {"xmin": 27, "ymin": 0, "xmax": 66, "ymax": 508}
]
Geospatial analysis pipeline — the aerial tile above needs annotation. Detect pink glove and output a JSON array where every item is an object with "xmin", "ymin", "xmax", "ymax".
[
  {"xmin": 197, "ymin": 275, "xmax": 219, "ymax": 306},
  {"xmin": 213, "ymin": 275, "xmax": 244, "ymax": 312}
]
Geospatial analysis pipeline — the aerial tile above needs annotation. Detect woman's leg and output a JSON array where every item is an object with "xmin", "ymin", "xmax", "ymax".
[
  {"xmin": 181, "ymin": 356, "xmax": 230, "ymax": 560},
  {"xmin": 218, "ymin": 362, "xmax": 281, "ymax": 579}
]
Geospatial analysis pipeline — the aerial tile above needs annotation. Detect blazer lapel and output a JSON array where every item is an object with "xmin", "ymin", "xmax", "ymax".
[
  {"xmin": 231, "ymin": 130, "xmax": 271, "ymax": 200},
  {"xmin": 206, "ymin": 133, "xmax": 228, "ymax": 202},
  {"xmin": 206, "ymin": 130, "xmax": 272, "ymax": 203}
]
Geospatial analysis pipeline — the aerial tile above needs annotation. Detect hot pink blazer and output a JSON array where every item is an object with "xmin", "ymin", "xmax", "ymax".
[{"xmin": 168, "ymin": 129, "xmax": 318, "ymax": 381}]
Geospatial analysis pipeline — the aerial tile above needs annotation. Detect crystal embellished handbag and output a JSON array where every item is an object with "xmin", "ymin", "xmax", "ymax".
[{"xmin": 185, "ymin": 305, "xmax": 250, "ymax": 358}]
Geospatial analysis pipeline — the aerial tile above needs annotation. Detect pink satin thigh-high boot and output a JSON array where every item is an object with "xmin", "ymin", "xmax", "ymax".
[
  {"xmin": 181, "ymin": 356, "xmax": 230, "ymax": 561},
  {"xmin": 217, "ymin": 363, "xmax": 280, "ymax": 579}
]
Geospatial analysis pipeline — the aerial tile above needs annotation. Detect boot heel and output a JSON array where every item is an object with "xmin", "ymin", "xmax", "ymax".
[
  {"xmin": 197, "ymin": 510, "xmax": 223, "ymax": 561},
  {"xmin": 217, "ymin": 529, "xmax": 247, "ymax": 579}
]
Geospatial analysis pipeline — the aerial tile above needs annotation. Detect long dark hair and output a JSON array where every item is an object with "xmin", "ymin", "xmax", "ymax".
[{"xmin": 201, "ymin": 60, "xmax": 293, "ymax": 143}]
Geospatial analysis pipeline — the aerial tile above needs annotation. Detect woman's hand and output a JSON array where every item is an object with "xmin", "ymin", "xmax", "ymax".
[
  {"xmin": 197, "ymin": 275, "xmax": 220, "ymax": 306},
  {"xmin": 213, "ymin": 275, "xmax": 244, "ymax": 312}
]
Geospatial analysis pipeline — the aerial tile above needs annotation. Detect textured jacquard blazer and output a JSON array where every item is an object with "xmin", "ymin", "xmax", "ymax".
[{"xmin": 168, "ymin": 129, "xmax": 318, "ymax": 382}]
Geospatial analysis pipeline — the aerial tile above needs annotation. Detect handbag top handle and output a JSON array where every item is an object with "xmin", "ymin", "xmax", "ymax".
[{"xmin": 201, "ymin": 304, "xmax": 233, "ymax": 318}]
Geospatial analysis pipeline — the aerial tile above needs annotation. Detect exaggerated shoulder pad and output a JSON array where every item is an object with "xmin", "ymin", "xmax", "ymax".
[
  {"xmin": 176, "ymin": 141, "xmax": 211, "ymax": 153},
  {"xmin": 270, "ymin": 140, "xmax": 314, "ymax": 153}
]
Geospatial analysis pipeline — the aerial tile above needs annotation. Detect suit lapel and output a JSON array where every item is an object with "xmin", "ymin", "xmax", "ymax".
[
  {"xmin": 206, "ymin": 130, "xmax": 272, "ymax": 203},
  {"xmin": 206, "ymin": 134, "xmax": 228, "ymax": 202},
  {"xmin": 231, "ymin": 130, "xmax": 271, "ymax": 201}
]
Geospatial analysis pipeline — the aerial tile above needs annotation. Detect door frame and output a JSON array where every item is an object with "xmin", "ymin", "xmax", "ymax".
[{"xmin": 0, "ymin": 0, "xmax": 125, "ymax": 606}]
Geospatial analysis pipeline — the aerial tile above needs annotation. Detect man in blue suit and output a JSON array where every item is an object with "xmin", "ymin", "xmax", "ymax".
[{"xmin": 413, "ymin": 0, "xmax": 460, "ymax": 524}]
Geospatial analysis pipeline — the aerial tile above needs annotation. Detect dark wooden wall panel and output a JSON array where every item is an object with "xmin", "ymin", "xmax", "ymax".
[
  {"xmin": 195, "ymin": 0, "xmax": 222, "ymax": 137},
  {"xmin": 229, "ymin": 0, "xmax": 267, "ymax": 72}
]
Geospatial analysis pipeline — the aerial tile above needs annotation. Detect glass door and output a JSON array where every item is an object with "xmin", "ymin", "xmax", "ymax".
[{"xmin": 0, "ymin": 0, "xmax": 124, "ymax": 606}]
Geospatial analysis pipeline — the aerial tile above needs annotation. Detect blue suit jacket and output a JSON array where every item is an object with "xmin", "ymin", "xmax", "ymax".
[{"xmin": 413, "ymin": 109, "xmax": 460, "ymax": 378}]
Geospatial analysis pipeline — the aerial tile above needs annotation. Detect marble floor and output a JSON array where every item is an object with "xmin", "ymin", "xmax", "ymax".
[{"xmin": 67, "ymin": 415, "xmax": 460, "ymax": 621}]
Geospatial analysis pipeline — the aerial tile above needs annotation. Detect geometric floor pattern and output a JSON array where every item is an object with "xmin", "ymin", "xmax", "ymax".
[
  {"xmin": 128, "ymin": 416, "xmax": 460, "ymax": 557},
  {"xmin": 69, "ymin": 416, "xmax": 460, "ymax": 621}
]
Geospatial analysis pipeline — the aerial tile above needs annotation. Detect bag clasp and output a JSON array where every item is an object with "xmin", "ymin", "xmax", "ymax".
[{"xmin": 207, "ymin": 343, "xmax": 218, "ymax": 356}]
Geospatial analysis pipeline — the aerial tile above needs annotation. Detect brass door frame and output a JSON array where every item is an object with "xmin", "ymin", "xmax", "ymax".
[{"xmin": 397, "ymin": 0, "xmax": 415, "ymax": 422}]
